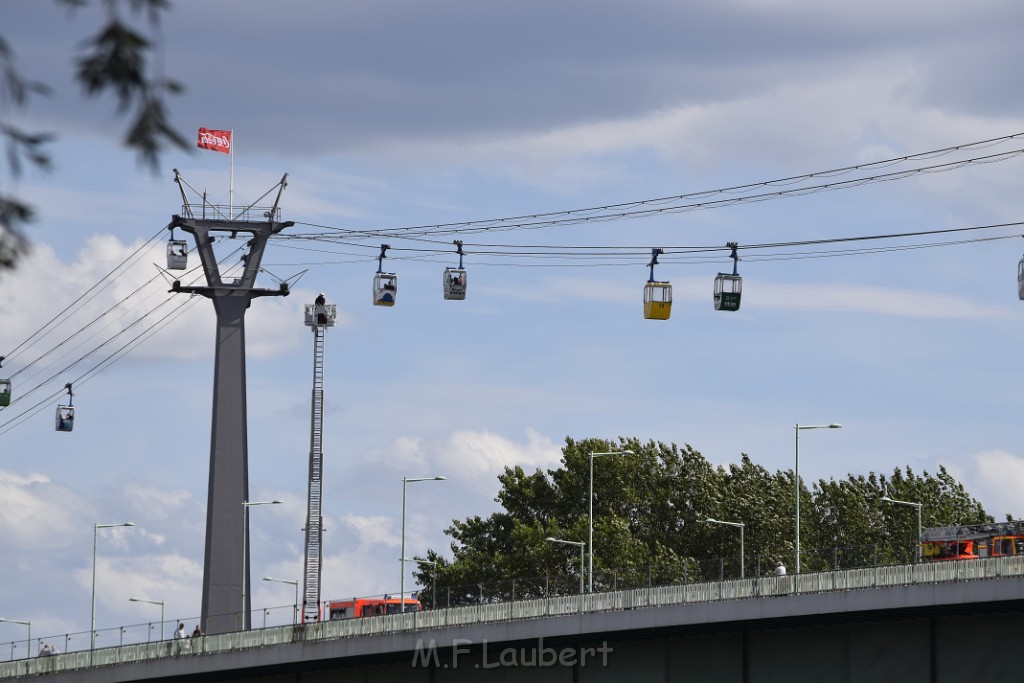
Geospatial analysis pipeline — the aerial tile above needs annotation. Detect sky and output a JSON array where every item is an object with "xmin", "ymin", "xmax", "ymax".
[{"xmin": 3, "ymin": 0, "xmax": 1024, "ymax": 649}]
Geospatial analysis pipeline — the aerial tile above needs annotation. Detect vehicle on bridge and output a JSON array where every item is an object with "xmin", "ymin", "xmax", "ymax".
[
  {"xmin": 922, "ymin": 520, "xmax": 1024, "ymax": 561},
  {"xmin": 327, "ymin": 596, "xmax": 423, "ymax": 620}
]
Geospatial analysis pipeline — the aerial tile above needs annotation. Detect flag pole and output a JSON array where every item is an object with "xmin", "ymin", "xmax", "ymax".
[{"xmin": 229, "ymin": 130, "xmax": 235, "ymax": 216}]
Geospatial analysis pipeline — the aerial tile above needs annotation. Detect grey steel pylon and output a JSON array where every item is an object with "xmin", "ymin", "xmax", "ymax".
[{"xmin": 168, "ymin": 172, "xmax": 292, "ymax": 634}]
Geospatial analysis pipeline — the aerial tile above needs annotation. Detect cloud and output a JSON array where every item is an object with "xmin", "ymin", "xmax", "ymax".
[
  {"xmin": 79, "ymin": 552, "xmax": 204, "ymax": 615},
  {"xmin": 436, "ymin": 428, "xmax": 563, "ymax": 484},
  {"xmin": 0, "ymin": 470, "xmax": 90, "ymax": 550},
  {"xmin": 965, "ymin": 450, "xmax": 1024, "ymax": 518},
  {"xmin": 344, "ymin": 514, "xmax": 400, "ymax": 549},
  {"xmin": 0, "ymin": 234, "xmax": 308, "ymax": 372}
]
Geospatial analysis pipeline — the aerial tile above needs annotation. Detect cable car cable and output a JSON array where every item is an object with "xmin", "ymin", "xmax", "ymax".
[{"xmin": 284, "ymin": 142, "xmax": 1024, "ymax": 238}]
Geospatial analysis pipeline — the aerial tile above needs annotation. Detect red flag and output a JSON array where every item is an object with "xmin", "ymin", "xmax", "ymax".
[{"xmin": 198, "ymin": 128, "xmax": 232, "ymax": 154}]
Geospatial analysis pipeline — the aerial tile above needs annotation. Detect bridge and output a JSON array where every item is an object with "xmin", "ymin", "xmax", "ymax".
[{"xmin": 4, "ymin": 557, "xmax": 1024, "ymax": 682}]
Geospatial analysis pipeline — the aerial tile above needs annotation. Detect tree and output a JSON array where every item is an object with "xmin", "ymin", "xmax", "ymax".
[
  {"xmin": 415, "ymin": 436, "xmax": 994, "ymax": 605},
  {"xmin": 803, "ymin": 466, "xmax": 991, "ymax": 569},
  {"xmin": 0, "ymin": 0, "xmax": 187, "ymax": 271}
]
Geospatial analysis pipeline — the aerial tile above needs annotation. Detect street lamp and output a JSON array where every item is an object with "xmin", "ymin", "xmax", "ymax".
[
  {"xmin": 91, "ymin": 522, "xmax": 134, "ymax": 651},
  {"xmin": 794, "ymin": 423, "xmax": 841, "ymax": 574},
  {"xmin": 402, "ymin": 557, "xmax": 438, "ymax": 609},
  {"xmin": 128, "ymin": 598, "xmax": 165, "ymax": 640},
  {"xmin": 706, "ymin": 518, "xmax": 745, "ymax": 579},
  {"xmin": 881, "ymin": 496, "xmax": 923, "ymax": 563},
  {"xmin": 0, "ymin": 618, "xmax": 31, "ymax": 657},
  {"xmin": 401, "ymin": 476, "xmax": 445, "ymax": 612},
  {"xmin": 589, "ymin": 449, "xmax": 634, "ymax": 593},
  {"xmin": 242, "ymin": 500, "xmax": 282, "ymax": 628},
  {"xmin": 262, "ymin": 577, "xmax": 299, "ymax": 624},
  {"xmin": 546, "ymin": 537, "xmax": 585, "ymax": 595}
]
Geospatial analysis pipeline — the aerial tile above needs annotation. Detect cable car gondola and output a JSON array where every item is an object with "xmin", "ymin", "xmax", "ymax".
[
  {"xmin": 0, "ymin": 357, "xmax": 10, "ymax": 408},
  {"xmin": 443, "ymin": 240, "xmax": 467, "ymax": 301},
  {"xmin": 55, "ymin": 383, "xmax": 74, "ymax": 432},
  {"xmin": 643, "ymin": 248, "xmax": 672, "ymax": 320},
  {"xmin": 167, "ymin": 229, "xmax": 188, "ymax": 270},
  {"xmin": 373, "ymin": 244, "xmax": 398, "ymax": 307},
  {"xmin": 713, "ymin": 242, "xmax": 742, "ymax": 311}
]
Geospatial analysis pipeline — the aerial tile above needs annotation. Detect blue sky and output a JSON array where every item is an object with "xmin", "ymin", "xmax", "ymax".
[{"xmin": 2, "ymin": 0, "xmax": 1024, "ymax": 646}]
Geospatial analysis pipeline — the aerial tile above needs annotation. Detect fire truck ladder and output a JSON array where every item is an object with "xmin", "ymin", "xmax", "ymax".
[{"xmin": 302, "ymin": 297, "xmax": 335, "ymax": 621}]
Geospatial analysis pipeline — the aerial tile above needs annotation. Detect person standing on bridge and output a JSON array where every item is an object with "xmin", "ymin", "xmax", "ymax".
[{"xmin": 774, "ymin": 561, "xmax": 787, "ymax": 576}]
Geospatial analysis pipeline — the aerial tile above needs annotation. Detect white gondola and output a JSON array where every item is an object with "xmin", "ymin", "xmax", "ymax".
[
  {"xmin": 644, "ymin": 248, "xmax": 672, "ymax": 320},
  {"xmin": 0, "ymin": 356, "xmax": 9, "ymax": 407},
  {"xmin": 443, "ymin": 268, "xmax": 467, "ymax": 300},
  {"xmin": 55, "ymin": 405, "xmax": 75, "ymax": 432},
  {"xmin": 713, "ymin": 242, "xmax": 742, "ymax": 311},
  {"xmin": 55, "ymin": 383, "xmax": 74, "ymax": 432},
  {"xmin": 373, "ymin": 244, "xmax": 397, "ymax": 307},
  {"xmin": 443, "ymin": 240, "xmax": 468, "ymax": 301},
  {"xmin": 1018, "ymin": 254, "xmax": 1024, "ymax": 300},
  {"xmin": 373, "ymin": 273, "xmax": 398, "ymax": 306},
  {"xmin": 167, "ymin": 239, "xmax": 188, "ymax": 270}
]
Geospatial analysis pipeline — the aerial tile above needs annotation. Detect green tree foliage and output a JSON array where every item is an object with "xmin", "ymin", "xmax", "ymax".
[
  {"xmin": 0, "ymin": 0, "xmax": 187, "ymax": 270},
  {"xmin": 415, "ymin": 437, "xmax": 993, "ymax": 606}
]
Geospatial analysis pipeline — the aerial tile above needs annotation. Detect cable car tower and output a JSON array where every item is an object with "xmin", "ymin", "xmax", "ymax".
[
  {"xmin": 301, "ymin": 294, "xmax": 336, "ymax": 622},
  {"xmin": 167, "ymin": 170, "xmax": 293, "ymax": 634}
]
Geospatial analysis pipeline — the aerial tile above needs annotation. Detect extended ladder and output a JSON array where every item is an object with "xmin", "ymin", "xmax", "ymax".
[{"xmin": 302, "ymin": 297, "xmax": 335, "ymax": 621}]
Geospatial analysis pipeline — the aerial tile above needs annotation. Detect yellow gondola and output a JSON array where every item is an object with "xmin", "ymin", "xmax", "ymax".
[
  {"xmin": 373, "ymin": 244, "xmax": 398, "ymax": 307},
  {"xmin": 714, "ymin": 243, "xmax": 742, "ymax": 311},
  {"xmin": 443, "ymin": 240, "xmax": 467, "ymax": 301},
  {"xmin": 644, "ymin": 248, "xmax": 672, "ymax": 320}
]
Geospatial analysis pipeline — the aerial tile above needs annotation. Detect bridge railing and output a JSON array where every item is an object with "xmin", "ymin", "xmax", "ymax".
[{"xmin": 3, "ymin": 555, "xmax": 1024, "ymax": 679}]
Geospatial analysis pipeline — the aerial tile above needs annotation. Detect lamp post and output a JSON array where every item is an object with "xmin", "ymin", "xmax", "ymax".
[
  {"xmin": 546, "ymin": 537, "xmax": 585, "ymax": 595},
  {"xmin": 91, "ymin": 522, "xmax": 134, "ymax": 651},
  {"xmin": 0, "ymin": 618, "xmax": 30, "ymax": 657},
  {"xmin": 706, "ymin": 518, "xmax": 745, "ymax": 579},
  {"xmin": 402, "ymin": 557, "xmax": 438, "ymax": 609},
  {"xmin": 262, "ymin": 577, "xmax": 299, "ymax": 624},
  {"xmin": 589, "ymin": 449, "xmax": 634, "ymax": 593},
  {"xmin": 881, "ymin": 496, "xmax": 923, "ymax": 563},
  {"xmin": 401, "ymin": 477, "xmax": 445, "ymax": 612},
  {"xmin": 242, "ymin": 500, "xmax": 282, "ymax": 629},
  {"xmin": 128, "ymin": 598, "xmax": 165, "ymax": 640},
  {"xmin": 794, "ymin": 424, "xmax": 841, "ymax": 574}
]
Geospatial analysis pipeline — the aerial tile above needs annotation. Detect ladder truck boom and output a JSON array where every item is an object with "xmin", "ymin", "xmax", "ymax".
[{"xmin": 302, "ymin": 295, "xmax": 336, "ymax": 621}]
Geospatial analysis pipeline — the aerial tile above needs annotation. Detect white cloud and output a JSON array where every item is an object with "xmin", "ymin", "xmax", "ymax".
[
  {"xmin": 436, "ymin": 428, "xmax": 563, "ymax": 484},
  {"xmin": 965, "ymin": 449, "xmax": 1024, "ymax": 518},
  {"xmin": 79, "ymin": 552, "xmax": 203, "ymax": 615},
  {"xmin": 343, "ymin": 514, "xmax": 399, "ymax": 548},
  {"xmin": 0, "ymin": 470, "xmax": 89, "ymax": 550},
  {"xmin": 122, "ymin": 484, "xmax": 192, "ymax": 524}
]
